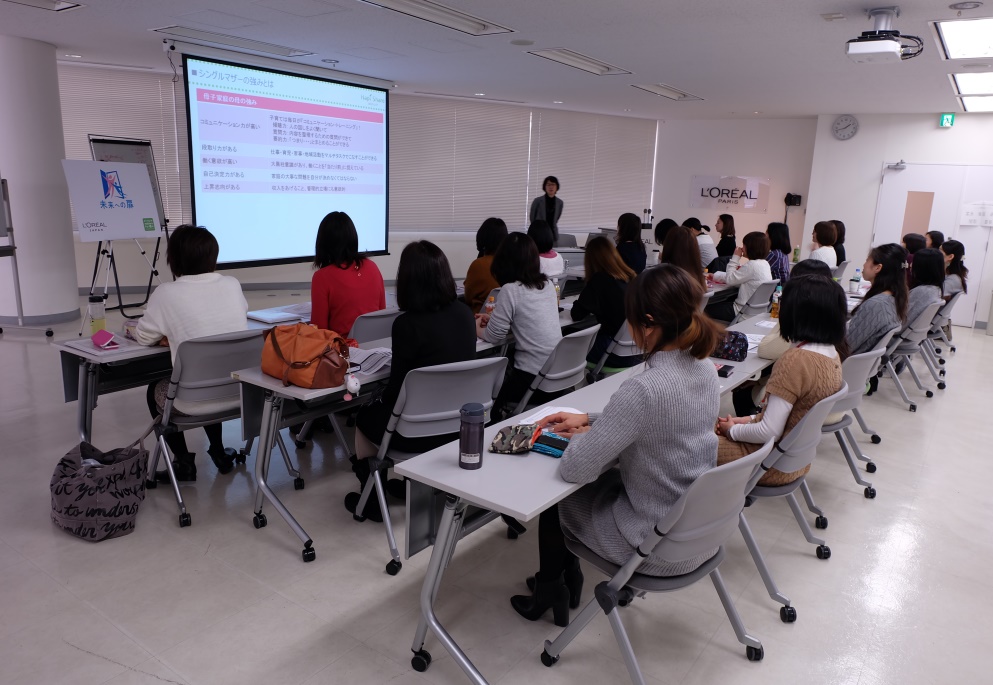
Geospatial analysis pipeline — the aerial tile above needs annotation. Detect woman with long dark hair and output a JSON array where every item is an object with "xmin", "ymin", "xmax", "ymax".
[
  {"xmin": 511, "ymin": 265, "xmax": 722, "ymax": 626},
  {"xmin": 311, "ymin": 211, "xmax": 386, "ymax": 334},
  {"xmin": 654, "ymin": 218, "xmax": 678, "ymax": 246},
  {"xmin": 715, "ymin": 214, "xmax": 736, "ymax": 257},
  {"xmin": 615, "ymin": 212, "xmax": 647, "ymax": 274},
  {"xmin": 765, "ymin": 222, "xmax": 792, "ymax": 284},
  {"xmin": 941, "ymin": 239, "xmax": 968, "ymax": 298},
  {"xmin": 661, "ymin": 226, "xmax": 707, "ymax": 289},
  {"xmin": 847, "ymin": 243, "xmax": 909, "ymax": 355},
  {"xmin": 571, "ymin": 236, "xmax": 637, "ymax": 368},
  {"xmin": 464, "ymin": 217, "xmax": 508, "ymax": 313}
]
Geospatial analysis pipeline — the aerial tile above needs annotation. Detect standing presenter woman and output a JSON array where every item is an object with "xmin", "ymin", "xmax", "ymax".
[{"xmin": 530, "ymin": 176, "xmax": 563, "ymax": 244}]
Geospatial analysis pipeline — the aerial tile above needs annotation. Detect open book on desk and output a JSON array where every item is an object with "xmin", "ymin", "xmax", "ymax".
[
  {"xmin": 349, "ymin": 347, "xmax": 392, "ymax": 376},
  {"xmin": 247, "ymin": 302, "xmax": 312, "ymax": 324}
]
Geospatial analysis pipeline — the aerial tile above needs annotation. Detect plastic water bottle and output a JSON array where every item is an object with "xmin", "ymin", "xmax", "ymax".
[
  {"xmin": 849, "ymin": 268, "xmax": 862, "ymax": 294},
  {"xmin": 87, "ymin": 295, "xmax": 106, "ymax": 335},
  {"xmin": 459, "ymin": 403, "xmax": 485, "ymax": 470},
  {"xmin": 484, "ymin": 296, "xmax": 496, "ymax": 315},
  {"xmin": 553, "ymin": 277, "xmax": 560, "ymax": 307},
  {"xmin": 792, "ymin": 245, "xmax": 801, "ymax": 263},
  {"xmin": 769, "ymin": 285, "xmax": 783, "ymax": 319}
]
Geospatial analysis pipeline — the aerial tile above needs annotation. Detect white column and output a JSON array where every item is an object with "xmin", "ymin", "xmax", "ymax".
[{"xmin": 0, "ymin": 35, "xmax": 79, "ymax": 324}]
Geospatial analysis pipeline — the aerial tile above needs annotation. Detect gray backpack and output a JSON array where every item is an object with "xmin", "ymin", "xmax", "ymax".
[{"xmin": 50, "ymin": 441, "xmax": 148, "ymax": 542}]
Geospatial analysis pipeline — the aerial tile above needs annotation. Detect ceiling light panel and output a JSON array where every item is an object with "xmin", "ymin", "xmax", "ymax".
[
  {"xmin": 356, "ymin": 0, "xmax": 512, "ymax": 36},
  {"xmin": 151, "ymin": 26, "xmax": 314, "ymax": 57},
  {"xmin": 961, "ymin": 95, "xmax": 993, "ymax": 111},
  {"xmin": 1, "ymin": 0, "xmax": 81, "ymax": 10},
  {"xmin": 954, "ymin": 72, "xmax": 993, "ymax": 94},
  {"xmin": 527, "ymin": 49, "xmax": 630, "ymax": 75},
  {"xmin": 631, "ymin": 83, "xmax": 703, "ymax": 101},
  {"xmin": 935, "ymin": 18, "xmax": 993, "ymax": 59}
]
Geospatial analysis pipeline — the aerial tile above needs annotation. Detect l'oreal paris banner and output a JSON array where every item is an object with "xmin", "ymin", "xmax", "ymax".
[{"xmin": 689, "ymin": 175, "xmax": 771, "ymax": 213}]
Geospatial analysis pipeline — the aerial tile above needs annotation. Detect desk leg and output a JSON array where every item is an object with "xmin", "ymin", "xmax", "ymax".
[
  {"xmin": 77, "ymin": 361, "xmax": 97, "ymax": 444},
  {"xmin": 252, "ymin": 391, "xmax": 315, "ymax": 562},
  {"xmin": 409, "ymin": 495, "xmax": 487, "ymax": 684}
]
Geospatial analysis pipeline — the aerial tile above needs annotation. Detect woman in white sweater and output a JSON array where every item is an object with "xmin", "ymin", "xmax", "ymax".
[
  {"xmin": 135, "ymin": 225, "xmax": 248, "ymax": 481},
  {"xmin": 511, "ymin": 265, "xmax": 723, "ymax": 626},
  {"xmin": 704, "ymin": 231, "xmax": 773, "ymax": 322},
  {"xmin": 808, "ymin": 221, "xmax": 839, "ymax": 268}
]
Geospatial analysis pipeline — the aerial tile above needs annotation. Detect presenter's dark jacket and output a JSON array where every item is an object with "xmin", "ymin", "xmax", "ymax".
[
  {"xmin": 355, "ymin": 300, "xmax": 476, "ymax": 452},
  {"xmin": 529, "ymin": 195, "xmax": 563, "ymax": 240}
]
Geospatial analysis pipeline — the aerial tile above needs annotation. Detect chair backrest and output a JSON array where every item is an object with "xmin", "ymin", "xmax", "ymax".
[
  {"xmin": 382, "ymin": 357, "xmax": 508, "ymax": 446},
  {"xmin": 643, "ymin": 439, "xmax": 775, "ymax": 563},
  {"xmin": 832, "ymin": 349, "xmax": 887, "ymax": 414},
  {"xmin": 764, "ymin": 382, "xmax": 849, "ymax": 475},
  {"xmin": 555, "ymin": 233, "xmax": 578, "ymax": 248},
  {"xmin": 168, "ymin": 329, "xmax": 266, "ymax": 408},
  {"xmin": 832, "ymin": 260, "xmax": 850, "ymax": 280},
  {"xmin": 699, "ymin": 289, "xmax": 715, "ymax": 311},
  {"xmin": 892, "ymin": 300, "xmax": 943, "ymax": 349},
  {"xmin": 868, "ymin": 325, "xmax": 901, "ymax": 376},
  {"xmin": 932, "ymin": 291, "xmax": 963, "ymax": 329},
  {"xmin": 348, "ymin": 308, "xmax": 401, "ymax": 343},
  {"xmin": 735, "ymin": 279, "xmax": 779, "ymax": 321},
  {"xmin": 515, "ymin": 325, "xmax": 600, "ymax": 413},
  {"xmin": 591, "ymin": 322, "xmax": 642, "ymax": 376}
]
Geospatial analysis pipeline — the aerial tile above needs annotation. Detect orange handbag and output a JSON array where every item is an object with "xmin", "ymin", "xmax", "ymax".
[{"xmin": 261, "ymin": 323, "xmax": 351, "ymax": 389}]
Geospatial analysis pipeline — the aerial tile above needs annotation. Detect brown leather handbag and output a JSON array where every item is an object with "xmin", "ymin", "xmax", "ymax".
[{"xmin": 262, "ymin": 323, "xmax": 350, "ymax": 389}]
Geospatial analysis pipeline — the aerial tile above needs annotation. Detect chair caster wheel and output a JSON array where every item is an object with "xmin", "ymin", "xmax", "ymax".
[
  {"xmin": 235, "ymin": 451, "xmax": 247, "ymax": 464},
  {"xmin": 950, "ymin": 346, "xmax": 956, "ymax": 353},
  {"xmin": 816, "ymin": 545, "xmax": 831, "ymax": 560},
  {"xmin": 865, "ymin": 487, "xmax": 877, "ymax": 499},
  {"xmin": 179, "ymin": 513, "xmax": 192, "ymax": 527},
  {"xmin": 46, "ymin": 329, "xmax": 54, "ymax": 337},
  {"xmin": 870, "ymin": 434, "xmax": 881, "ymax": 444},
  {"xmin": 925, "ymin": 391, "xmax": 934, "ymax": 398},
  {"xmin": 939, "ymin": 358, "xmax": 945, "ymax": 365},
  {"xmin": 294, "ymin": 439, "xmax": 306, "ymax": 449},
  {"xmin": 937, "ymin": 382, "xmax": 946, "ymax": 390},
  {"xmin": 253, "ymin": 513, "xmax": 267, "ymax": 529},
  {"xmin": 815, "ymin": 516, "xmax": 828, "ymax": 529},
  {"xmin": 939, "ymin": 369, "xmax": 946, "ymax": 377},
  {"xmin": 909, "ymin": 404, "xmax": 917, "ymax": 412},
  {"xmin": 746, "ymin": 645, "xmax": 764, "ymax": 662},
  {"xmin": 145, "ymin": 478, "xmax": 158, "ymax": 489},
  {"xmin": 352, "ymin": 514, "xmax": 366, "ymax": 522},
  {"xmin": 385, "ymin": 559, "xmax": 402, "ymax": 576},
  {"xmin": 540, "ymin": 650, "xmax": 559, "ymax": 667},
  {"xmin": 302, "ymin": 547, "xmax": 316, "ymax": 562},
  {"xmin": 294, "ymin": 477, "xmax": 305, "ymax": 490},
  {"xmin": 780, "ymin": 606, "xmax": 797, "ymax": 623},
  {"xmin": 866, "ymin": 462, "xmax": 877, "ymax": 473},
  {"xmin": 507, "ymin": 527, "xmax": 519, "ymax": 540},
  {"xmin": 411, "ymin": 649, "xmax": 432, "ymax": 672}
]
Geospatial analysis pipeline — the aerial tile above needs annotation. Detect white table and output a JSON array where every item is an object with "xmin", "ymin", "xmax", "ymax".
[
  {"xmin": 230, "ymin": 338, "xmax": 393, "ymax": 562},
  {"xmin": 54, "ymin": 339, "xmax": 171, "ymax": 443},
  {"xmin": 395, "ymin": 315, "xmax": 777, "ymax": 683}
]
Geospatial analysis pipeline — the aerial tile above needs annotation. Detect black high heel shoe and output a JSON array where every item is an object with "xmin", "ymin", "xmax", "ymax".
[
  {"xmin": 526, "ymin": 557, "xmax": 584, "ymax": 609},
  {"xmin": 511, "ymin": 572, "xmax": 570, "ymax": 627}
]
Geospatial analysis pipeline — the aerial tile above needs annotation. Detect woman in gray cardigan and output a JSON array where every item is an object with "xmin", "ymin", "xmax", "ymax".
[
  {"xmin": 529, "ymin": 175, "xmax": 563, "ymax": 243},
  {"xmin": 511, "ymin": 265, "xmax": 723, "ymax": 626}
]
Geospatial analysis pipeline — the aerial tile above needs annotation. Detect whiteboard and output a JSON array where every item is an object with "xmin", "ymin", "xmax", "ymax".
[
  {"xmin": 89, "ymin": 137, "xmax": 166, "ymax": 228},
  {"xmin": 62, "ymin": 160, "xmax": 161, "ymax": 242}
]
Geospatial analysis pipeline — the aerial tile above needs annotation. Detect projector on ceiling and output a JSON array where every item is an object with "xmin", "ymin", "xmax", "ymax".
[
  {"xmin": 845, "ymin": 7, "xmax": 923, "ymax": 64},
  {"xmin": 846, "ymin": 35, "xmax": 904, "ymax": 63}
]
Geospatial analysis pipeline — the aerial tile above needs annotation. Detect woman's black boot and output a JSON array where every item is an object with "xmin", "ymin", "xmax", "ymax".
[
  {"xmin": 511, "ymin": 572, "xmax": 570, "ymax": 627},
  {"xmin": 526, "ymin": 557, "xmax": 584, "ymax": 609}
]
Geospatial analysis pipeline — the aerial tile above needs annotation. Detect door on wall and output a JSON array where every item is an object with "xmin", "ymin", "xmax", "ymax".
[{"xmin": 872, "ymin": 163, "xmax": 993, "ymax": 327}]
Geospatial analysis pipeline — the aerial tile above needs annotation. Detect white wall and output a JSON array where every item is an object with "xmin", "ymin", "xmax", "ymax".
[
  {"xmin": 804, "ymin": 113, "xmax": 993, "ymax": 325},
  {"xmin": 652, "ymin": 118, "xmax": 818, "ymax": 249}
]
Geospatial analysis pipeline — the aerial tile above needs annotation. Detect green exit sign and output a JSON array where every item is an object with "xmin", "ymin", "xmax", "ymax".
[{"xmin": 939, "ymin": 112, "xmax": 955, "ymax": 128}]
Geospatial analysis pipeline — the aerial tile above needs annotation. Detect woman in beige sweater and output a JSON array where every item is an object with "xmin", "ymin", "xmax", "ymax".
[{"xmin": 717, "ymin": 273, "xmax": 846, "ymax": 486}]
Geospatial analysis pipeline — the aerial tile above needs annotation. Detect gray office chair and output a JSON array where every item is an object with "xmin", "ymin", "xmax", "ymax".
[
  {"xmin": 731, "ymin": 279, "xmax": 779, "ymax": 324},
  {"xmin": 848, "ymin": 326, "xmax": 901, "ymax": 447},
  {"xmin": 348, "ymin": 308, "xmax": 401, "ymax": 343},
  {"xmin": 590, "ymin": 322, "xmax": 641, "ymax": 379},
  {"xmin": 554, "ymin": 233, "xmax": 578, "ymax": 248},
  {"xmin": 352, "ymin": 357, "xmax": 508, "ymax": 575},
  {"xmin": 512, "ymin": 325, "xmax": 600, "ymax": 414},
  {"xmin": 920, "ymin": 291, "xmax": 963, "ymax": 386},
  {"xmin": 832, "ymin": 260, "xmax": 850, "ymax": 280},
  {"xmin": 142, "ymin": 330, "xmax": 265, "ymax": 528},
  {"xmin": 540, "ymin": 439, "xmax": 776, "ymax": 680},
  {"xmin": 738, "ymin": 383, "xmax": 848, "ymax": 621},
  {"xmin": 821, "ymin": 347, "xmax": 894, "ymax": 498},
  {"xmin": 880, "ymin": 301, "xmax": 943, "ymax": 412},
  {"xmin": 700, "ymin": 289, "xmax": 715, "ymax": 311}
]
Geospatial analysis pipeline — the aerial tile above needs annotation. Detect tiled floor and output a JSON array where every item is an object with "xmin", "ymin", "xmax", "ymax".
[{"xmin": 1, "ymin": 293, "xmax": 990, "ymax": 685}]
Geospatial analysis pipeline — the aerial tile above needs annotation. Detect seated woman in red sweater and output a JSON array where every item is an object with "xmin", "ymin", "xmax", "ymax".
[{"xmin": 311, "ymin": 211, "xmax": 386, "ymax": 335}]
